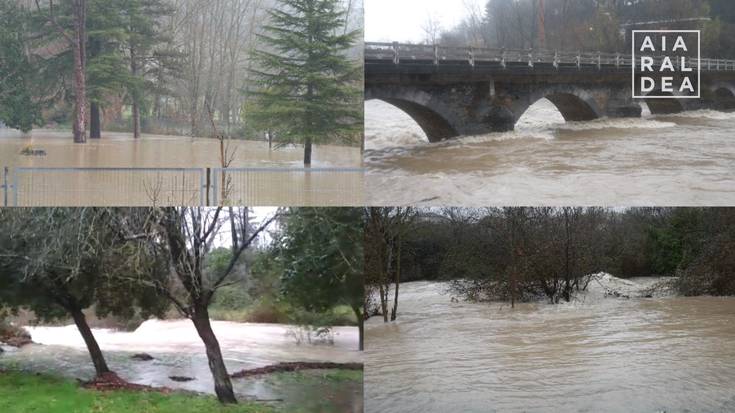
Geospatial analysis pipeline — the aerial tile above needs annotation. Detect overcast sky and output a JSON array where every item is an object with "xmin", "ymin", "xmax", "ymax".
[{"xmin": 365, "ymin": 0, "xmax": 486, "ymax": 43}]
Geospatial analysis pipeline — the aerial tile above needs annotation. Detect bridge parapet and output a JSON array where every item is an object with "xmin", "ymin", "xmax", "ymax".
[{"xmin": 365, "ymin": 42, "xmax": 735, "ymax": 72}]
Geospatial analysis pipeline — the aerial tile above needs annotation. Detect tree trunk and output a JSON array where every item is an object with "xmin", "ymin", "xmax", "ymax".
[
  {"xmin": 71, "ymin": 0, "xmax": 87, "ymax": 144},
  {"xmin": 70, "ymin": 307, "xmax": 110, "ymax": 376},
  {"xmin": 191, "ymin": 306, "xmax": 237, "ymax": 404},
  {"xmin": 130, "ymin": 46, "xmax": 141, "ymax": 139},
  {"xmin": 304, "ymin": 136, "xmax": 312, "ymax": 166},
  {"xmin": 352, "ymin": 305, "xmax": 364, "ymax": 351},
  {"xmin": 379, "ymin": 283, "xmax": 388, "ymax": 323},
  {"xmin": 390, "ymin": 232, "xmax": 401, "ymax": 321},
  {"xmin": 90, "ymin": 103, "xmax": 101, "ymax": 139}
]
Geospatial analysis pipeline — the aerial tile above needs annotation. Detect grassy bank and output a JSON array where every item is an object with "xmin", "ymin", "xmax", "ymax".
[{"xmin": 0, "ymin": 371, "xmax": 274, "ymax": 413}]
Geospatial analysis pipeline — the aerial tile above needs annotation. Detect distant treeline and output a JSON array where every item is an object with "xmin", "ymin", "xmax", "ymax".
[
  {"xmin": 366, "ymin": 208, "xmax": 735, "ymax": 308},
  {"xmin": 432, "ymin": 0, "xmax": 735, "ymax": 58}
]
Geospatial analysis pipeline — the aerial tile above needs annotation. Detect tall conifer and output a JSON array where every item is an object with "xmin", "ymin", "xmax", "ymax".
[{"xmin": 249, "ymin": 0, "xmax": 362, "ymax": 166}]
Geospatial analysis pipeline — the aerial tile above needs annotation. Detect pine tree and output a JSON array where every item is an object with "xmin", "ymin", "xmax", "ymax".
[
  {"xmin": 248, "ymin": 0, "xmax": 362, "ymax": 166},
  {"xmin": 87, "ymin": 0, "xmax": 130, "ymax": 139},
  {"xmin": 0, "ymin": 1, "xmax": 41, "ymax": 133}
]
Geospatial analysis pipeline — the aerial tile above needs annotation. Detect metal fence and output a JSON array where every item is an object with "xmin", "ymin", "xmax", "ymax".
[
  {"xmin": 212, "ymin": 167, "xmax": 365, "ymax": 206},
  {"xmin": 0, "ymin": 166, "xmax": 365, "ymax": 207}
]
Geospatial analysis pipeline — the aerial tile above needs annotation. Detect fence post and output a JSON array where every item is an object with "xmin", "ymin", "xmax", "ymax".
[
  {"xmin": 553, "ymin": 50, "xmax": 559, "ymax": 69},
  {"xmin": 597, "ymin": 52, "xmax": 601, "ymax": 70},
  {"xmin": 2, "ymin": 167, "xmax": 7, "ymax": 207},
  {"xmin": 392, "ymin": 41, "xmax": 400, "ymax": 64},
  {"xmin": 500, "ymin": 48, "xmax": 506, "ymax": 68},
  {"xmin": 615, "ymin": 53, "xmax": 620, "ymax": 69},
  {"xmin": 212, "ymin": 168, "xmax": 219, "ymax": 206},
  {"xmin": 468, "ymin": 47, "xmax": 475, "ymax": 67},
  {"xmin": 12, "ymin": 168, "xmax": 18, "ymax": 207},
  {"xmin": 576, "ymin": 51, "xmax": 581, "ymax": 69},
  {"xmin": 205, "ymin": 167, "xmax": 211, "ymax": 205},
  {"xmin": 199, "ymin": 168, "xmax": 206, "ymax": 207}
]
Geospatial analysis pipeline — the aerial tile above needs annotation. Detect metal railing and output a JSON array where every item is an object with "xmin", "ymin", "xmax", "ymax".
[
  {"xmin": 365, "ymin": 42, "xmax": 735, "ymax": 71},
  {"xmin": 0, "ymin": 166, "xmax": 365, "ymax": 207}
]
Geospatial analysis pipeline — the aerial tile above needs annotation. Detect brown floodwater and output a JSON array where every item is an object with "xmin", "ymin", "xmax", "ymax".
[
  {"xmin": 0, "ymin": 319, "xmax": 363, "ymax": 412},
  {"xmin": 0, "ymin": 129, "xmax": 364, "ymax": 206},
  {"xmin": 365, "ymin": 100, "xmax": 735, "ymax": 206},
  {"xmin": 365, "ymin": 281, "xmax": 735, "ymax": 413}
]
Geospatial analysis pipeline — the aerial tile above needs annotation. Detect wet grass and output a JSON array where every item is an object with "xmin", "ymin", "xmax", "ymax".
[{"xmin": 0, "ymin": 371, "xmax": 274, "ymax": 413}]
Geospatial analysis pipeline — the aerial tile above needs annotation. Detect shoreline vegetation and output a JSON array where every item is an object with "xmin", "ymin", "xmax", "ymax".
[{"xmin": 366, "ymin": 207, "xmax": 735, "ymax": 322}]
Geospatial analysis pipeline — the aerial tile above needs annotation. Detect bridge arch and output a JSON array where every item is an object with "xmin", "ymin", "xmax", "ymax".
[
  {"xmin": 643, "ymin": 91, "xmax": 684, "ymax": 115},
  {"xmin": 709, "ymin": 84, "xmax": 735, "ymax": 110},
  {"xmin": 365, "ymin": 87, "xmax": 460, "ymax": 143},
  {"xmin": 515, "ymin": 88, "xmax": 603, "ymax": 124}
]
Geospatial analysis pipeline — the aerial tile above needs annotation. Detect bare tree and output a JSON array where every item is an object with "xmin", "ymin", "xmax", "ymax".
[
  {"xmin": 120, "ymin": 207, "xmax": 278, "ymax": 404},
  {"xmin": 421, "ymin": 13, "xmax": 443, "ymax": 45}
]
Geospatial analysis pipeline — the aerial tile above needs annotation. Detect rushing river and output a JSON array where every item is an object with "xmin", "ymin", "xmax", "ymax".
[
  {"xmin": 365, "ymin": 281, "xmax": 735, "ymax": 413},
  {"xmin": 0, "ymin": 319, "xmax": 363, "ymax": 413},
  {"xmin": 364, "ymin": 100, "xmax": 735, "ymax": 206}
]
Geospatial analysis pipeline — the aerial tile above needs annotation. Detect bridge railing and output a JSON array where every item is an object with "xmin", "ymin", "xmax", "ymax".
[{"xmin": 365, "ymin": 42, "xmax": 735, "ymax": 71}]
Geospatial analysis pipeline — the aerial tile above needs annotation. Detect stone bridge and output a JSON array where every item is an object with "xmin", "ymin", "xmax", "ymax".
[{"xmin": 365, "ymin": 42, "xmax": 735, "ymax": 142}]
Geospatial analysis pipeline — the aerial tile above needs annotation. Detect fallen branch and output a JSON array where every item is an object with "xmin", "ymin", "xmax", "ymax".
[{"xmin": 231, "ymin": 362, "xmax": 363, "ymax": 379}]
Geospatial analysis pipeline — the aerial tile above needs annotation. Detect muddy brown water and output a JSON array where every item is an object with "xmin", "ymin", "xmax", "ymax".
[
  {"xmin": 0, "ymin": 129, "xmax": 364, "ymax": 206},
  {"xmin": 365, "ymin": 99, "xmax": 735, "ymax": 206},
  {"xmin": 365, "ymin": 281, "xmax": 735, "ymax": 413},
  {"xmin": 0, "ymin": 319, "xmax": 363, "ymax": 412},
  {"xmin": 0, "ymin": 129, "xmax": 362, "ymax": 168}
]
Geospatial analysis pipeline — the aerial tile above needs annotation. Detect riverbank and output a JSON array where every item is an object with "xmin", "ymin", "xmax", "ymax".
[
  {"xmin": 0, "ymin": 371, "xmax": 273, "ymax": 413},
  {"xmin": 0, "ymin": 319, "xmax": 362, "ymax": 412}
]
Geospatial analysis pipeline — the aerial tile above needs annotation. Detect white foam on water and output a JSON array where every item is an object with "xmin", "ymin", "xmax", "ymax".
[{"xmin": 663, "ymin": 109, "xmax": 735, "ymax": 120}]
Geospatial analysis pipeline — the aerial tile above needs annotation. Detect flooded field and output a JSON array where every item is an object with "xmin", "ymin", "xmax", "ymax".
[
  {"xmin": 365, "ymin": 281, "xmax": 735, "ymax": 413},
  {"xmin": 365, "ymin": 100, "xmax": 735, "ymax": 206},
  {"xmin": 0, "ymin": 129, "xmax": 364, "ymax": 206},
  {"xmin": 0, "ymin": 129, "xmax": 362, "ymax": 168},
  {"xmin": 0, "ymin": 319, "xmax": 363, "ymax": 412}
]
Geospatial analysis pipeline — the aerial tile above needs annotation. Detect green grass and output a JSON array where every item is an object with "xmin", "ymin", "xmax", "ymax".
[{"xmin": 0, "ymin": 371, "xmax": 274, "ymax": 413}]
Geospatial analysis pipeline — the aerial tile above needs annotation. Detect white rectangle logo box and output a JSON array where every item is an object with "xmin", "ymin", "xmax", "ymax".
[{"xmin": 632, "ymin": 30, "xmax": 701, "ymax": 99}]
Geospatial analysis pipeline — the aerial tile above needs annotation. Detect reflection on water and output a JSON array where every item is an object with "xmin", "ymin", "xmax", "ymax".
[
  {"xmin": 364, "ymin": 99, "xmax": 735, "ymax": 205},
  {"xmin": 365, "ymin": 282, "xmax": 735, "ymax": 413},
  {"xmin": 0, "ymin": 320, "xmax": 362, "ymax": 412}
]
